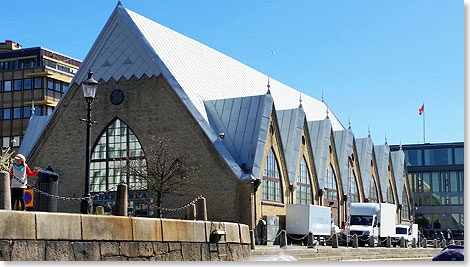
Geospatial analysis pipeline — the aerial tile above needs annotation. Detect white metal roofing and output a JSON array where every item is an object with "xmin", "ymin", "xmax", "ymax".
[
  {"xmin": 390, "ymin": 150, "xmax": 405, "ymax": 204},
  {"xmin": 333, "ymin": 129, "xmax": 355, "ymax": 193},
  {"xmin": 18, "ymin": 115, "xmax": 51, "ymax": 158},
  {"xmin": 204, "ymin": 94, "xmax": 273, "ymax": 179},
  {"xmin": 306, "ymin": 119, "xmax": 332, "ymax": 189},
  {"xmin": 276, "ymin": 107, "xmax": 306, "ymax": 185},
  {"xmin": 374, "ymin": 144, "xmax": 391, "ymax": 198},
  {"xmin": 355, "ymin": 137, "xmax": 374, "ymax": 198},
  {"xmin": 74, "ymin": 3, "xmax": 343, "ymax": 132}
]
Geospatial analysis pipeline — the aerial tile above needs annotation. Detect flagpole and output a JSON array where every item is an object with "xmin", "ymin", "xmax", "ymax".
[{"xmin": 423, "ymin": 102, "xmax": 425, "ymax": 143}]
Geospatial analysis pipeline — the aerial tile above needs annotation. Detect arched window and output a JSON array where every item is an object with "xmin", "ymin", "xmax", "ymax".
[
  {"xmin": 90, "ymin": 118, "xmax": 146, "ymax": 192},
  {"xmin": 324, "ymin": 164, "xmax": 337, "ymax": 201},
  {"xmin": 368, "ymin": 175, "xmax": 378, "ymax": 203},
  {"xmin": 349, "ymin": 171, "xmax": 359, "ymax": 202},
  {"xmin": 386, "ymin": 180, "xmax": 394, "ymax": 203},
  {"xmin": 402, "ymin": 187, "xmax": 410, "ymax": 220},
  {"xmin": 296, "ymin": 157, "xmax": 312, "ymax": 204},
  {"xmin": 262, "ymin": 149, "xmax": 282, "ymax": 202}
]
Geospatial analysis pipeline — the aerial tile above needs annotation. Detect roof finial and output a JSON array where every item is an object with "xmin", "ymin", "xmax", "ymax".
[
  {"xmin": 321, "ymin": 90, "xmax": 324, "ymax": 102},
  {"xmin": 118, "ymin": 0, "xmax": 122, "ymax": 5},
  {"xmin": 266, "ymin": 77, "xmax": 271, "ymax": 94},
  {"xmin": 368, "ymin": 126, "xmax": 371, "ymax": 137},
  {"xmin": 400, "ymin": 140, "xmax": 403, "ymax": 151},
  {"xmin": 385, "ymin": 133, "xmax": 388, "ymax": 145},
  {"xmin": 299, "ymin": 93, "xmax": 302, "ymax": 108},
  {"xmin": 30, "ymin": 99, "xmax": 35, "ymax": 120},
  {"xmin": 326, "ymin": 106, "xmax": 329, "ymax": 119},
  {"xmin": 348, "ymin": 116, "xmax": 351, "ymax": 129}
]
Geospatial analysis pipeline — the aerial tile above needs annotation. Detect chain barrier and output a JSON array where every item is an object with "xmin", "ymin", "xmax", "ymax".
[
  {"xmin": 128, "ymin": 184, "xmax": 204, "ymax": 213},
  {"xmin": 10, "ymin": 173, "xmax": 119, "ymax": 201},
  {"xmin": 285, "ymin": 231, "xmax": 310, "ymax": 241}
]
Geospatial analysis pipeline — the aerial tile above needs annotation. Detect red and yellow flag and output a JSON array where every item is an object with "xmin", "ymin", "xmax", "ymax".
[{"xmin": 419, "ymin": 104, "xmax": 424, "ymax": 115}]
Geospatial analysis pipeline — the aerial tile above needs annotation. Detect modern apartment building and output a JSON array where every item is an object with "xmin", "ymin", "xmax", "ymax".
[
  {"xmin": 0, "ymin": 40, "xmax": 81, "ymax": 149},
  {"xmin": 390, "ymin": 142, "xmax": 464, "ymax": 239}
]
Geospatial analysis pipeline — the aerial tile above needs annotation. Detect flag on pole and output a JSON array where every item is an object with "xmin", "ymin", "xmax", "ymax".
[{"xmin": 419, "ymin": 104, "xmax": 424, "ymax": 115}]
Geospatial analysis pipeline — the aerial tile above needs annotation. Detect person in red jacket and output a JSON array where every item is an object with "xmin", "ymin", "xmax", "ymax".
[{"xmin": 9, "ymin": 154, "xmax": 40, "ymax": 211}]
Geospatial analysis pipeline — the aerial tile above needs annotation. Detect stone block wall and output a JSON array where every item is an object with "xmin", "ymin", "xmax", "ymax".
[{"xmin": 0, "ymin": 210, "xmax": 250, "ymax": 261}]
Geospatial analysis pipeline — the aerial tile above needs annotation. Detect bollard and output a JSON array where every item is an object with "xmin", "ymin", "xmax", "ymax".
[
  {"xmin": 332, "ymin": 233, "xmax": 339, "ymax": 248},
  {"xmin": 423, "ymin": 238, "xmax": 427, "ymax": 248},
  {"xmin": 412, "ymin": 237, "xmax": 417, "ymax": 248},
  {"xmin": 279, "ymin": 230, "xmax": 287, "ymax": 248},
  {"xmin": 386, "ymin": 236, "xmax": 391, "ymax": 248},
  {"xmin": 433, "ymin": 239, "xmax": 438, "ymax": 248},
  {"xmin": 369, "ymin": 236, "xmax": 375, "ymax": 248},
  {"xmin": 400, "ymin": 236, "xmax": 406, "ymax": 248},
  {"xmin": 250, "ymin": 230, "xmax": 255, "ymax": 249},
  {"xmin": 113, "ymin": 183, "xmax": 128, "ymax": 216},
  {"xmin": 441, "ymin": 239, "xmax": 446, "ymax": 248},
  {"xmin": 196, "ymin": 197, "xmax": 207, "ymax": 220},
  {"xmin": 352, "ymin": 234, "xmax": 358, "ymax": 248},
  {"xmin": 307, "ymin": 232, "xmax": 315, "ymax": 248},
  {"xmin": 95, "ymin": 206, "xmax": 104, "ymax": 215},
  {"xmin": 187, "ymin": 203, "xmax": 196, "ymax": 220},
  {"xmin": 0, "ymin": 171, "xmax": 11, "ymax": 210}
]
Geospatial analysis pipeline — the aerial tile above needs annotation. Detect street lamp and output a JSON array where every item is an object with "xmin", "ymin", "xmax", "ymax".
[{"xmin": 80, "ymin": 70, "xmax": 98, "ymax": 214}]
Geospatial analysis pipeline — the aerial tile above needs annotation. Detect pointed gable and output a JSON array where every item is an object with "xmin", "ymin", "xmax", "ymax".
[
  {"xmin": 73, "ymin": 4, "xmax": 160, "ymax": 84},
  {"xmin": 391, "ymin": 150, "xmax": 406, "ymax": 204},
  {"xmin": 355, "ymin": 137, "xmax": 374, "ymax": 198},
  {"xmin": 307, "ymin": 119, "xmax": 332, "ymax": 188},
  {"xmin": 276, "ymin": 107, "xmax": 306, "ymax": 185},
  {"xmin": 333, "ymin": 129, "xmax": 354, "ymax": 192},
  {"xmin": 204, "ymin": 93, "xmax": 273, "ymax": 179},
  {"xmin": 374, "ymin": 144, "xmax": 391, "ymax": 196}
]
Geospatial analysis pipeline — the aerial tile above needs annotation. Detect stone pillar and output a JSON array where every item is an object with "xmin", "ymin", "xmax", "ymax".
[
  {"xmin": 352, "ymin": 234, "xmax": 358, "ymax": 248},
  {"xmin": 113, "ymin": 183, "xmax": 128, "ymax": 216},
  {"xmin": 187, "ymin": 204, "xmax": 196, "ymax": 220},
  {"xmin": 385, "ymin": 236, "xmax": 391, "ymax": 248},
  {"xmin": 433, "ymin": 239, "xmax": 438, "ymax": 248},
  {"xmin": 307, "ymin": 232, "xmax": 315, "ymax": 248},
  {"xmin": 0, "ymin": 171, "xmax": 11, "ymax": 210},
  {"xmin": 441, "ymin": 239, "xmax": 446, "ymax": 248},
  {"xmin": 412, "ymin": 237, "xmax": 417, "ymax": 248},
  {"xmin": 332, "ymin": 233, "xmax": 338, "ymax": 248},
  {"xmin": 400, "ymin": 236, "xmax": 406, "ymax": 248},
  {"xmin": 279, "ymin": 230, "xmax": 287, "ymax": 248},
  {"xmin": 369, "ymin": 236, "xmax": 375, "ymax": 248},
  {"xmin": 423, "ymin": 238, "xmax": 427, "ymax": 248},
  {"xmin": 95, "ymin": 206, "xmax": 104, "ymax": 215},
  {"xmin": 196, "ymin": 197, "xmax": 207, "ymax": 221},
  {"xmin": 250, "ymin": 230, "xmax": 255, "ymax": 249}
]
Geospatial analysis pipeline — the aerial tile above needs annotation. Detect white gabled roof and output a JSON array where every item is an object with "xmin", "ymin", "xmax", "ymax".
[{"xmin": 74, "ymin": 3, "xmax": 343, "ymax": 131}]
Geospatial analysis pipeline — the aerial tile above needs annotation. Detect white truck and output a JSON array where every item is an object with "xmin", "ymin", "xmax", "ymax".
[
  {"xmin": 394, "ymin": 224, "xmax": 419, "ymax": 245},
  {"xmin": 286, "ymin": 204, "xmax": 332, "ymax": 241},
  {"xmin": 348, "ymin": 203, "xmax": 397, "ymax": 246}
]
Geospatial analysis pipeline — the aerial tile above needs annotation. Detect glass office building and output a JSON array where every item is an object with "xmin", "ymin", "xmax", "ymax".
[{"xmin": 390, "ymin": 142, "xmax": 464, "ymax": 239}]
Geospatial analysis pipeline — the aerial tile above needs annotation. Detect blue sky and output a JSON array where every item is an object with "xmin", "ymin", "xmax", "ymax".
[{"xmin": 1, "ymin": 0, "xmax": 463, "ymax": 145}]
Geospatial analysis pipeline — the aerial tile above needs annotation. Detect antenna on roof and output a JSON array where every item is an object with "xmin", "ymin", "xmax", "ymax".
[
  {"xmin": 266, "ymin": 77, "xmax": 271, "ymax": 94},
  {"xmin": 30, "ymin": 99, "xmax": 36, "ymax": 120},
  {"xmin": 299, "ymin": 93, "xmax": 302, "ymax": 108}
]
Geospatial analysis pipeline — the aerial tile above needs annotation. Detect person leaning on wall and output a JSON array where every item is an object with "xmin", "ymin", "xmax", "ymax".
[{"xmin": 9, "ymin": 154, "xmax": 40, "ymax": 211}]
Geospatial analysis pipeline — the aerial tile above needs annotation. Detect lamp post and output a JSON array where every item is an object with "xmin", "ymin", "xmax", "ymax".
[{"xmin": 80, "ymin": 70, "xmax": 98, "ymax": 214}]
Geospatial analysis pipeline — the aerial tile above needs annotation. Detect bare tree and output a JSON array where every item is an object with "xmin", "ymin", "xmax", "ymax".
[
  {"xmin": 124, "ymin": 136, "xmax": 200, "ymax": 217},
  {"xmin": 0, "ymin": 147, "xmax": 14, "ymax": 172}
]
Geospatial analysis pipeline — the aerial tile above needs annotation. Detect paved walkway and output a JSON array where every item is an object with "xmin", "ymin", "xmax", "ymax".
[{"xmin": 246, "ymin": 244, "xmax": 443, "ymax": 261}]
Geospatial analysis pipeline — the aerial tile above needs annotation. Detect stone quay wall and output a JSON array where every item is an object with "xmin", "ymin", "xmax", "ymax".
[{"xmin": 0, "ymin": 210, "xmax": 251, "ymax": 261}]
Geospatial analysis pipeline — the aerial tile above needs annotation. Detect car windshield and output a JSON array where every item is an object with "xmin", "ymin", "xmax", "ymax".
[
  {"xmin": 350, "ymin": 215, "xmax": 373, "ymax": 226},
  {"xmin": 396, "ymin": 227, "xmax": 408, "ymax": 235}
]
